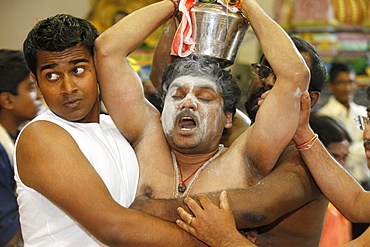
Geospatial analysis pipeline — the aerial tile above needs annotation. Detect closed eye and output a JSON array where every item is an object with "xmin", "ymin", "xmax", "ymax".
[
  {"xmin": 172, "ymin": 91, "xmax": 185, "ymax": 100},
  {"xmin": 196, "ymin": 90, "xmax": 216, "ymax": 102},
  {"xmin": 197, "ymin": 96, "xmax": 212, "ymax": 102}
]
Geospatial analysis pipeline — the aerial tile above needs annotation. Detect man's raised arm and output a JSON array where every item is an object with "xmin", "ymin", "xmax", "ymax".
[
  {"xmin": 94, "ymin": 1, "xmax": 176, "ymax": 143},
  {"xmin": 238, "ymin": 0, "xmax": 310, "ymax": 175}
]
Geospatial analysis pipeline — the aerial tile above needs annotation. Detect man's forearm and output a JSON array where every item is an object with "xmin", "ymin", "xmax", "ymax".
[
  {"xmin": 241, "ymin": 0, "xmax": 308, "ymax": 86},
  {"xmin": 295, "ymin": 128, "xmax": 370, "ymax": 222},
  {"xmin": 240, "ymin": 0, "xmax": 310, "ymax": 176},
  {"xmin": 150, "ymin": 17, "xmax": 178, "ymax": 88},
  {"xmin": 131, "ymin": 171, "xmax": 312, "ymax": 230},
  {"xmin": 130, "ymin": 195, "xmax": 185, "ymax": 221}
]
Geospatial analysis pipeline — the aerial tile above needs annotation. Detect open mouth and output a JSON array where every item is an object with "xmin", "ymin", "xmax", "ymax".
[{"xmin": 178, "ymin": 116, "xmax": 197, "ymax": 130}]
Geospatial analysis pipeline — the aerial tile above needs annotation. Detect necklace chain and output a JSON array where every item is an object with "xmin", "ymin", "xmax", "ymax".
[
  {"xmin": 178, "ymin": 163, "xmax": 201, "ymax": 184},
  {"xmin": 172, "ymin": 144, "xmax": 224, "ymax": 198}
]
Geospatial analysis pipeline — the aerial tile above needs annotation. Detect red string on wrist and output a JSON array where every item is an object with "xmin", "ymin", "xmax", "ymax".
[
  {"xmin": 295, "ymin": 134, "xmax": 318, "ymax": 151},
  {"xmin": 170, "ymin": 0, "xmax": 179, "ymax": 18}
]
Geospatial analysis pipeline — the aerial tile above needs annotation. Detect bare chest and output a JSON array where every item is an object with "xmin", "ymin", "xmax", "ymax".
[
  {"xmin": 137, "ymin": 150, "xmax": 254, "ymax": 198},
  {"xmin": 185, "ymin": 158, "xmax": 253, "ymax": 196}
]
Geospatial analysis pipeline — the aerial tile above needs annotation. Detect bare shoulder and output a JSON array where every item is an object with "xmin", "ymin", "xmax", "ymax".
[
  {"xmin": 16, "ymin": 120, "xmax": 88, "ymax": 192},
  {"xmin": 16, "ymin": 120, "xmax": 132, "ymax": 238},
  {"xmin": 272, "ymin": 147, "xmax": 312, "ymax": 183},
  {"xmin": 17, "ymin": 120, "xmax": 77, "ymax": 154},
  {"xmin": 274, "ymin": 146, "xmax": 323, "ymax": 198}
]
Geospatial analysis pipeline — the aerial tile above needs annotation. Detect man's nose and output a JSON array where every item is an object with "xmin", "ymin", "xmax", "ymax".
[
  {"xmin": 61, "ymin": 76, "xmax": 78, "ymax": 95},
  {"xmin": 344, "ymin": 82, "xmax": 356, "ymax": 92},
  {"xmin": 262, "ymin": 74, "xmax": 276, "ymax": 87},
  {"xmin": 181, "ymin": 97, "xmax": 197, "ymax": 110}
]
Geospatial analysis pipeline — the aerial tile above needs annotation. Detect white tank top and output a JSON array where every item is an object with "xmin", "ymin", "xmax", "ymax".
[{"xmin": 14, "ymin": 110, "xmax": 139, "ymax": 246}]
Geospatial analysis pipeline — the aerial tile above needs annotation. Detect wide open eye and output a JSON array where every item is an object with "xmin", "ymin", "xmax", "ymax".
[
  {"xmin": 46, "ymin": 72, "xmax": 60, "ymax": 81},
  {"xmin": 73, "ymin": 67, "xmax": 85, "ymax": 75}
]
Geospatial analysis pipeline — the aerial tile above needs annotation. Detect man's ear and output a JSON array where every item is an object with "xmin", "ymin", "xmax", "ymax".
[
  {"xmin": 224, "ymin": 112, "xmax": 233, "ymax": 129},
  {"xmin": 31, "ymin": 73, "xmax": 42, "ymax": 96},
  {"xmin": 31, "ymin": 73, "xmax": 38, "ymax": 88},
  {"xmin": 0, "ymin": 92, "xmax": 14, "ymax": 110},
  {"xmin": 309, "ymin": 91, "xmax": 320, "ymax": 108}
]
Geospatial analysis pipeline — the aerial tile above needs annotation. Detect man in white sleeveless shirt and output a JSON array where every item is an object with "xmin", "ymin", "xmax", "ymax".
[{"xmin": 14, "ymin": 1, "xmax": 206, "ymax": 246}]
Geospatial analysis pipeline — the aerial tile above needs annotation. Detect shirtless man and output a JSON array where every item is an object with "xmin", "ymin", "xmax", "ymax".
[
  {"xmin": 187, "ymin": 85, "xmax": 370, "ymax": 246},
  {"xmin": 97, "ymin": 0, "xmax": 308, "ymax": 192},
  {"xmin": 96, "ymin": 0, "xmax": 330, "ymax": 246},
  {"xmin": 137, "ymin": 36, "xmax": 329, "ymax": 246}
]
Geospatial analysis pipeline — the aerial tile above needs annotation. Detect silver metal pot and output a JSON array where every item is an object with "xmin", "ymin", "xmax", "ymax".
[{"xmin": 190, "ymin": 2, "xmax": 250, "ymax": 67}]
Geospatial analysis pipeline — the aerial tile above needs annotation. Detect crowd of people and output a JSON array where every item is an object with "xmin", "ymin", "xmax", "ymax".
[{"xmin": 1, "ymin": 0, "xmax": 369, "ymax": 246}]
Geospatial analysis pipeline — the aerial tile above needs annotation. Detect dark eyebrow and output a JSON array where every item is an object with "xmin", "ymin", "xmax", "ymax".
[
  {"xmin": 69, "ymin": 58, "xmax": 89, "ymax": 65},
  {"xmin": 40, "ymin": 58, "xmax": 89, "ymax": 73},
  {"xmin": 40, "ymin": 63, "xmax": 57, "ymax": 72}
]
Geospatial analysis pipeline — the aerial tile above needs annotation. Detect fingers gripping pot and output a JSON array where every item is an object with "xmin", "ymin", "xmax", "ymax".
[{"xmin": 186, "ymin": 2, "xmax": 250, "ymax": 67}]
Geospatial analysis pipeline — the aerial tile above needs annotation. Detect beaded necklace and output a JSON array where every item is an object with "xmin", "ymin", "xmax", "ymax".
[{"xmin": 172, "ymin": 144, "xmax": 224, "ymax": 198}]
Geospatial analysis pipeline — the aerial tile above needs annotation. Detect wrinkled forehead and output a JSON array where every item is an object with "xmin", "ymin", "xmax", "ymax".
[{"xmin": 169, "ymin": 75, "xmax": 221, "ymax": 92}]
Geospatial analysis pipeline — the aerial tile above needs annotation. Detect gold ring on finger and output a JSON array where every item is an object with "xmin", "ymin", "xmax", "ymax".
[{"xmin": 188, "ymin": 216, "xmax": 194, "ymax": 225}]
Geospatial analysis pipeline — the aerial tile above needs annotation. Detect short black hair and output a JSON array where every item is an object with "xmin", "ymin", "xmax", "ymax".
[
  {"xmin": 23, "ymin": 14, "xmax": 99, "ymax": 77},
  {"xmin": 258, "ymin": 37, "xmax": 327, "ymax": 93},
  {"xmin": 0, "ymin": 49, "xmax": 30, "ymax": 95},
  {"xmin": 329, "ymin": 62, "xmax": 354, "ymax": 82}
]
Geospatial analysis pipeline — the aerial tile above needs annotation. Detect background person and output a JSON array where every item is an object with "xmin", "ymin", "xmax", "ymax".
[
  {"xmin": 317, "ymin": 63, "xmax": 369, "ymax": 188},
  {"xmin": 0, "ymin": 49, "xmax": 42, "ymax": 164},
  {"xmin": 0, "ymin": 49, "xmax": 43, "ymax": 247},
  {"xmin": 292, "ymin": 86, "xmax": 370, "ymax": 246},
  {"xmin": 317, "ymin": 62, "xmax": 370, "ymax": 238},
  {"xmin": 0, "ymin": 142, "xmax": 22, "ymax": 247}
]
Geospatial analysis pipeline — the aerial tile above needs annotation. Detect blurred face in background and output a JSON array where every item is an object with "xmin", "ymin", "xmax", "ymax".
[
  {"xmin": 328, "ymin": 70, "xmax": 357, "ymax": 108},
  {"xmin": 326, "ymin": 140, "xmax": 350, "ymax": 167},
  {"xmin": 12, "ymin": 75, "xmax": 42, "ymax": 121}
]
